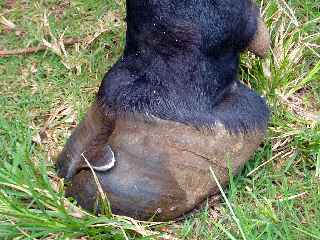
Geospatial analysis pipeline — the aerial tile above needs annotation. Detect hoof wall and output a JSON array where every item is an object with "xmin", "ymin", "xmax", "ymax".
[{"xmin": 58, "ymin": 113, "xmax": 266, "ymax": 221}]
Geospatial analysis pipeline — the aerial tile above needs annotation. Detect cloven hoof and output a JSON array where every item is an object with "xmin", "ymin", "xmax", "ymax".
[{"xmin": 56, "ymin": 83, "xmax": 268, "ymax": 221}]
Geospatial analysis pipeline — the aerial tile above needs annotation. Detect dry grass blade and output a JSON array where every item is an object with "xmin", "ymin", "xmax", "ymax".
[
  {"xmin": 275, "ymin": 192, "xmax": 308, "ymax": 203},
  {"xmin": 81, "ymin": 152, "xmax": 111, "ymax": 216},
  {"xmin": 0, "ymin": 16, "xmax": 16, "ymax": 30},
  {"xmin": 247, "ymin": 150, "xmax": 285, "ymax": 177},
  {"xmin": 0, "ymin": 38, "xmax": 82, "ymax": 57},
  {"xmin": 277, "ymin": 0, "xmax": 299, "ymax": 26}
]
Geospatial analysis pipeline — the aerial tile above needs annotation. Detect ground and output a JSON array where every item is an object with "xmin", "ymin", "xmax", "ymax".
[{"xmin": 0, "ymin": 0, "xmax": 319, "ymax": 239}]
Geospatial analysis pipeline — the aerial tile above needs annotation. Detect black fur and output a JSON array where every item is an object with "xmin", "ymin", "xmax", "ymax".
[{"xmin": 97, "ymin": 0, "xmax": 269, "ymax": 133}]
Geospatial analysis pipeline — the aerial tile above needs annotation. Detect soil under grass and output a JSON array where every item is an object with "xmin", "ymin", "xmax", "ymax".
[{"xmin": 0, "ymin": 0, "xmax": 319, "ymax": 239}]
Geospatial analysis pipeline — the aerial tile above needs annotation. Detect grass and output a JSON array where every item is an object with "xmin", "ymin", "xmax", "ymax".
[{"xmin": 0, "ymin": 0, "xmax": 319, "ymax": 239}]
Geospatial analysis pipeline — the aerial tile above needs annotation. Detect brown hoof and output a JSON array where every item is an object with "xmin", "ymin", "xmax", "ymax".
[
  {"xmin": 56, "ymin": 88, "xmax": 267, "ymax": 220},
  {"xmin": 63, "ymin": 117, "xmax": 264, "ymax": 220}
]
